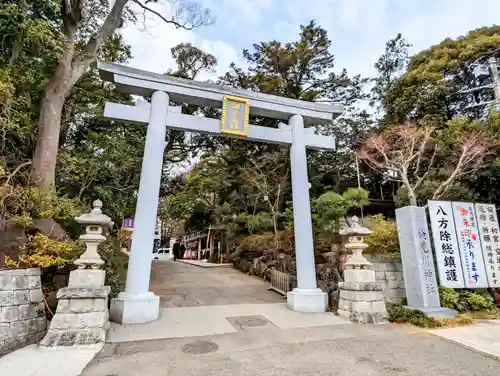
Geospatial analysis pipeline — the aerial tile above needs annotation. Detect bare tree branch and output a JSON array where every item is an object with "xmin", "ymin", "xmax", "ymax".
[
  {"xmin": 358, "ymin": 123, "xmax": 494, "ymax": 206},
  {"xmin": 132, "ymin": 0, "xmax": 213, "ymax": 30}
]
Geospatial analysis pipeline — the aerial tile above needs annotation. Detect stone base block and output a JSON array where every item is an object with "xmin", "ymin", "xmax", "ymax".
[
  {"xmin": 286, "ymin": 288, "xmax": 328, "ymax": 313},
  {"xmin": 40, "ymin": 328, "xmax": 106, "ymax": 347},
  {"xmin": 50, "ymin": 310, "xmax": 109, "ymax": 330},
  {"xmin": 408, "ymin": 306, "xmax": 459, "ymax": 318},
  {"xmin": 338, "ymin": 283, "xmax": 388, "ymax": 324},
  {"xmin": 338, "ymin": 308, "xmax": 387, "ymax": 324},
  {"xmin": 343, "ymin": 269, "xmax": 376, "ymax": 283},
  {"xmin": 69, "ymin": 269, "xmax": 106, "ymax": 287},
  {"xmin": 110, "ymin": 292, "xmax": 160, "ymax": 324}
]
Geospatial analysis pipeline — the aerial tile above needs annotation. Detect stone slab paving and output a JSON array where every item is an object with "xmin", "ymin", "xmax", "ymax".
[
  {"xmin": 107, "ymin": 261, "xmax": 348, "ymax": 342},
  {"xmin": 428, "ymin": 321, "xmax": 500, "ymax": 360},
  {"xmin": 107, "ymin": 303, "xmax": 349, "ymax": 342},
  {"xmin": 150, "ymin": 260, "xmax": 284, "ymax": 307},
  {"xmin": 176, "ymin": 259, "xmax": 233, "ymax": 268},
  {"xmin": 83, "ymin": 323, "xmax": 500, "ymax": 376},
  {"xmin": 0, "ymin": 343, "xmax": 103, "ymax": 376}
]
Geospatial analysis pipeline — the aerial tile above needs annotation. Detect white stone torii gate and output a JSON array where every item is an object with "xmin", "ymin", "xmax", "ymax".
[{"xmin": 97, "ymin": 61, "xmax": 343, "ymax": 324}]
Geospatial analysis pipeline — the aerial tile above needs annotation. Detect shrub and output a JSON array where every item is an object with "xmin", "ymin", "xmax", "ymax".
[
  {"xmin": 387, "ymin": 303, "xmax": 438, "ymax": 327},
  {"xmin": 387, "ymin": 303, "xmax": 474, "ymax": 328},
  {"xmin": 99, "ymin": 237, "xmax": 128, "ymax": 298},
  {"xmin": 233, "ymin": 233, "xmax": 276, "ymax": 262},
  {"xmin": 364, "ymin": 214, "xmax": 400, "ymax": 257},
  {"xmin": 5, "ymin": 234, "xmax": 83, "ymax": 269},
  {"xmin": 439, "ymin": 286, "xmax": 497, "ymax": 312}
]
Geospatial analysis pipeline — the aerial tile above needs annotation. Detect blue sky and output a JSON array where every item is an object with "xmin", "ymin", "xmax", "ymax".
[{"xmin": 123, "ymin": 0, "xmax": 500, "ymax": 80}]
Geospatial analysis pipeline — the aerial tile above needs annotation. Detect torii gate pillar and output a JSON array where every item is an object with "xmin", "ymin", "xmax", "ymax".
[{"xmin": 97, "ymin": 62, "xmax": 342, "ymax": 324}]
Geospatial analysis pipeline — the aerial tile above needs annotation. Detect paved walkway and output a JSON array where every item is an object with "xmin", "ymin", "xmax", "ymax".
[
  {"xmin": 107, "ymin": 261, "xmax": 349, "ymax": 342},
  {"xmin": 82, "ymin": 261, "xmax": 500, "ymax": 375},
  {"xmin": 85, "ymin": 323, "xmax": 500, "ymax": 376},
  {"xmin": 151, "ymin": 260, "xmax": 285, "ymax": 307}
]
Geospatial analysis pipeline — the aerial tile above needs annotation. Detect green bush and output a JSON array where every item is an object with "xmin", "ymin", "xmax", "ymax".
[
  {"xmin": 387, "ymin": 303, "xmax": 439, "ymax": 328},
  {"xmin": 364, "ymin": 214, "xmax": 400, "ymax": 257},
  {"xmin": 439, "ymin": 287, "xmax": 496, "ymax": 312},
  {"xmin": 98, "ymin": 237, "xmax": 128, "ymax": 298},
  {"xmin": 232, "ymin": 233, "xmax": 277, "ymax": 264}
]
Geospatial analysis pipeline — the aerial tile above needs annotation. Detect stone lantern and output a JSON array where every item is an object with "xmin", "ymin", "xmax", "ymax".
[
  {"xmin": 40, "ymin": 200, "xmax": 113, "ymax": 347},
  {"xmin": 341, "ymin": 216, "xmax": 372, "ymax": 270},
  {"xmin": 338, "ymin": 216, "xmax": 388, "ymax": 324},
  {"xmin": 73, "ymin": 199, "xmax": 113, "ymax": 270}
]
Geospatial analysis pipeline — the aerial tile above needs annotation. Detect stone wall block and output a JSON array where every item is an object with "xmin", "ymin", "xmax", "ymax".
[
  {"xmin": 25, "ymin": 268, "xmax": 41, "ymax": 276},
  {"xmin": 0, "ymin": 323, "xmax": 10, "ymax": 340},
  {"xmin": 0, "ymin": 275, "xmax": 14, "ymax": 290},
  {"xmin": 35, "ymin": 317, "xmax": 47, "ymax": 332},
  {"xmin": 27, "ymin": 276, "xmax": 41, "ymax": 289},
  {"xmin": 375, "ymin": 271, "xmax": 385, "ymax": 281},
  {"xmin": 383, "ymin": 263, "xmax": 397, "ymax": 272},
  {"xmin": 13, "ymin": 290, "xmax": 29, "ymax": 305},
  {"xmin": 34, "ymin": 302, "xmax": 45, "ymax": 317},
  {"xmin": 388, "ymin": 280, "xmax": 401, "ymax": 290},
  {"xmin": 0, "ymin": 291, "xmax": 14, "ymax": 306},
  {"xmin": 10, "ymin": 321, "xmax": 27, "ymax": 338},
  {"xmin": 394, "ymin": 272, "xmax": 404, "ymax": 280},
  {"xmin": 385, "ymin": 271, "xmax": 397, "ymax": 281},
  {"xmin": 17, "ymin": 304, "xmax": 31, "ymax": 320},
  {"xmin": 0, "ymin": 306, "xmax": 18, "ymax": 323},
  {"xmin": 26, "ymin": 318, "xmax": 38, "ymax": 335},
  {"xmin": 395, "ymin": 263, "xmax": 404, "ymax": 272},
  {"xmin": 3, "ymin": 269, "xmax": 26, "ymax": 276},
  {"xmin": 12, "ymin": 275, "xmax": 27, "ymax": 290},
  {"xmin": 29, "ymin": 289, "xmax": 44, "ymax": 303},
  {"xmin": 56, "ymin": 299, "xmax": 70, "ymax": 313}
]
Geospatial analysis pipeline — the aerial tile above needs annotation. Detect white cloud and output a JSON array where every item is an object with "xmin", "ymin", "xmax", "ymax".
[
  {"xmin": 120, "ymin": 0, "xmax": 500, "ymax": 83},
  {"xmin": 120, "ymin": 2, "xmax": 243, "ymax": 79}
]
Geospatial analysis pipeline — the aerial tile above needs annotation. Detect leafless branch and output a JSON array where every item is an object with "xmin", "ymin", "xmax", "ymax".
[{"xmin": 132, "ymin": 0, "xmax": 213, "ymax": 30}]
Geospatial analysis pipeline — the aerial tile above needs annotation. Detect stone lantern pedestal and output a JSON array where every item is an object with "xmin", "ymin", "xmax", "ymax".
[
  {"xmin": 337, "ymin": 217, "xmax": 388, "ymax": 324},
  {"xmin": 40, "ymin": 200, "xmax": 113, "ymax": 346}
]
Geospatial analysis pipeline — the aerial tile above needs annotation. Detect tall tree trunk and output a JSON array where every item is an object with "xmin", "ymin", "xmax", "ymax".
[
  {"xmin": 31, "ymin": 50, "xmax": 88, "ymax": 191},
  {"xmin": 30, "ymin": 0, "xmax": 129, "ymax": 192}
]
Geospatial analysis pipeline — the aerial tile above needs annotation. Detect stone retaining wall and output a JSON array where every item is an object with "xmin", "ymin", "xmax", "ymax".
[
  {"xmin": 365, "ymin": 254, "xmax": 406, "ymax": 304},
  {"xmin": 0, "ymin": 268, "xmax": 47, "ymax": 356}
]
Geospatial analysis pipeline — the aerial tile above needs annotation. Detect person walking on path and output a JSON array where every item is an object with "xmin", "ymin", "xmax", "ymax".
[{"xmin": 172, "ymin": 239, "xmax": 181, "ymax": 261}]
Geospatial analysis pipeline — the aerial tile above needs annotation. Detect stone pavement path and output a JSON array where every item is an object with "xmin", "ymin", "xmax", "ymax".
[
  {"xmin": 84, "ymin": 322, "xmax": 500, "ymax": 376},
  {"xmin": 80, "ymin": 261, "xmax": 500, "ymax": 375},
  {"xmin": 106, "ymin": 261, "xmax": 348, "ymax": 342},
  {"xmin": 150, "ymin": 260, "xmax": 285, "ymax": 307}
]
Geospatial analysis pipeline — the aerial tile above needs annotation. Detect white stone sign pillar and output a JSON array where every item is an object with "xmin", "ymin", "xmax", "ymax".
[
  {"xmin": 286, "ymin": 115, "xmax": 327, "ymax": 312},
  {"xmin": 475, "ymin": 203, "xmax": 500, "ymax": 287},
  {"xmin": 428, "ymin": 201, "xmax": 465, "ymax": 288},
  {"xmin": 451, "ymin": 202, "xmax": 488, "ymax": 288},
  {"xmin": 395, "ymin": 206, "xmax": 457, "ymax": 317},
  {"xmin": 110, "ymin": 91, "xmax": 169, "ymax": 324}
]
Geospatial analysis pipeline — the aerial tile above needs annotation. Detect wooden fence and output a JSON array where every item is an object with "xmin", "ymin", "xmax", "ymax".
[{"xmin": 268, "ymin": 269, "xmax": 296, "ymax": 297}]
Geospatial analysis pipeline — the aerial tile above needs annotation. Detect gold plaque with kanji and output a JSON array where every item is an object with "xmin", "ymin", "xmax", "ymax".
[{"xmin": 221, "ymin": 95, "xmax": 250, "ymax": 136}]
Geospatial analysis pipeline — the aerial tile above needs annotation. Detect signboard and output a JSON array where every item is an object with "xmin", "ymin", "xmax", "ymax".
[
  {"xmin": 452, "ymin": 202, "xmax": 488, "ymax": 288},
  {"xmin": 396, "ymin": 207, "xmax": 440, "ymax": 309},
  {"xmin": 475, "ymin": 203, "xmax": 500, "ymax": 287},
  {"xmin": 122, "ymin": 217, "xmax": 134, "ymax": 229},
  {"xmin": 428, "ymin": 201, "xmax": 465, "ymax": 288},
  {"xmin": 221, "ymin": 95, "xmax": 250, "ymax": 136}
]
